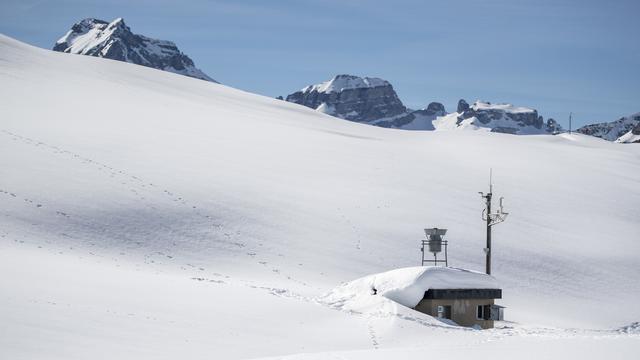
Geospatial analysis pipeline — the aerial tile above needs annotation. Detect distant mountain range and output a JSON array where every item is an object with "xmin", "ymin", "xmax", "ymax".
[
  {"xmin": 285, "ymin": 74, "xmax": 562, "ymax": 135},
  {"xmin": 51, "ymin": 18, "xmax": 636, "ymax": 142},
  {"xmin": 576, "ymin": 112, "xmax": 640, "ymax": 143},
  {"xmin": 53, "ymin": 17, "xmax": 216, "ymax": 82}
]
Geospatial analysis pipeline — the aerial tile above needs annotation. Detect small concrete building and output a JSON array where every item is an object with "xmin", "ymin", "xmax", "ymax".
[
  {"xmin": 326, "ymin": 266, "xmax": 504, "ymax": 330},
  {"xmin": 414, "ymin": 288, "xmax": 504, "ymax": 329}
]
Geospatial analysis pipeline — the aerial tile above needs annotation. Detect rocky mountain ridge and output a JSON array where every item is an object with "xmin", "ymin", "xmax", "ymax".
[
  {"xmin": 285, "ymin": 75, "xmax": 561, "ymax": 135},
  {"xmin": 49, "ymin": 19, "xmax": 635, "ymax": 141},
  {"xmin": 285, "ymin": 75, "xmax": 407, "ymax": 123},
  {"xmin": 577, "ymin": 112, "xmax": 640, "ymax": 143},
  {"xmin": 53, "ymin": 17, "xmax": 216, "ymax": 82},
  {"xmin": 450, "ymin": 100, "xmax": 562, "ymax": 135}
]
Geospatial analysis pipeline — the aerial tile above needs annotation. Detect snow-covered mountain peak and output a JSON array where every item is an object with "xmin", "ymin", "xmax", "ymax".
[
  {"xmin": 286, "ymin": 74, "xmax": 406, "ymax": 122},
  {"xmin": 55, "ymin": 18, "xmax": 129, "ymax": 55},
  {"xmin": 300, "ymin": 74, "xmax": 390, "ymax": 94},
  {"xmin": 470, "ymin": 100, "xmax": 536, "ymax": 114},
  {"xmin": 67, "ymin": 18, "xmax": 107, "ymax": 34},
  {"xmin": 53, "ymin": 17, "xmax": 217, "ymax": 82}
]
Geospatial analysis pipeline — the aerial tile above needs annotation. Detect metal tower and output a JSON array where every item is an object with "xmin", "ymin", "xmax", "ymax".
[{"xmin": 479, "ymin": 169, "xmax": 509, "ymax": 275}]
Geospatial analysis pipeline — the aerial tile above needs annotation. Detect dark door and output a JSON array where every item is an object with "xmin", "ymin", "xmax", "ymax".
[
  {"xmin": 444, "ymin": 305, "xmax": 452, "ymax": 319},
  {"xmin": 483, "ymin": 305, "xmax": 491, "ymax": 320}
]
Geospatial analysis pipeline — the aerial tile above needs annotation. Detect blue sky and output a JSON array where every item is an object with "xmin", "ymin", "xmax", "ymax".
[{"xmin": 1, "ymin": 0, "xmax": 638, "ymax": 127}]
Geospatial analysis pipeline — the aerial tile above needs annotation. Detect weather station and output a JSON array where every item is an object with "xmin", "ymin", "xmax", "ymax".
[{"xmin": 421, "ymin": 228, "xmax": 449, "ymax": 267}]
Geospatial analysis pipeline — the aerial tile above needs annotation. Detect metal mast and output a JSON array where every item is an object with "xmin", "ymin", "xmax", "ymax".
[
  {"xmin": 569, "ymin": 112, "xmax": 573, "ymax": 134},
  {"xmin": 479, "ymin": 169, "xmax": 508, "ymax": 275}
]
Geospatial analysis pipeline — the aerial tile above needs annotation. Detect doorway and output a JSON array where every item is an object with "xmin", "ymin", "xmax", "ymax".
[{"xmin": 437, "ymin": 305, "xmax": 452, "ymax": 319}]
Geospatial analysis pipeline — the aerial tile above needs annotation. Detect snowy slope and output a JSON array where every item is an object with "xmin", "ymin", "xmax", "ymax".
[
  {"xmin": 617, "ymin": 127, "xmax": 640, "ymax": 143},
  {"xmin": 1, "ymin": 34, "xmax": 640, "ymax": 359}
]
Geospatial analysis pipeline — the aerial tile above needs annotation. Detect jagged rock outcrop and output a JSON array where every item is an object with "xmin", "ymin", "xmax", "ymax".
[
  {"xmin": 577, "ymin": 112, "xmax": 640, "ymax": 142},
  {"xmin": 286, "ymin": 76, "xmax": 562, "ymax": 135},
  {"xmin": 285, "ymin": 75, "xmax": 407, "ymax": 123},
  {"xmin": 443, "ymin": 100, "xmax": 562, "ymax": 135},
  {"xmin": 457, "ymin": 99, "xmax": 470, "ymax": 113},
  {"xmin": 545, "ymin": 118, "xmax": 562, "ymax": 134},
  {"xmin": 374, "ymin": 102, "xmax": 446, "ymax": 129},
  {"xmin": 53, "ymin": 18, "xmax": 216, "ymax": 82}
]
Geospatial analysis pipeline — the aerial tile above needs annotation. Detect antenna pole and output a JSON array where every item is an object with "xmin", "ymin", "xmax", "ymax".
[
  {"xmin": 485, "ymin": 187, "xmax": 492, "ymax": 275},
  {"xmin": 479, "ymin": 168, "xmax": 507, "ymax": 275},
  {"xmin": 569, "ymin": 112, "xmax": 572, "ymax": 134}
]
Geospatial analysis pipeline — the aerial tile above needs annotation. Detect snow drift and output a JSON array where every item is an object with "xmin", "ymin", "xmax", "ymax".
[{"xmin": 319, "ymin": 266, "xmax": 498, "ymax": 314}]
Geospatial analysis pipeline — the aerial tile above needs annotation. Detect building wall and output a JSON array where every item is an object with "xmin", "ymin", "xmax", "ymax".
[{"xmin": 414, "ymin": 298, "xmax": 495, "ymax": 329}]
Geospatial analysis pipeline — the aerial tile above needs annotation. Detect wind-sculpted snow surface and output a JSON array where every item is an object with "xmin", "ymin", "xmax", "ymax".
[{"xmin": 1, "ymin": 34, "xmax": 639, "ymax": 359}]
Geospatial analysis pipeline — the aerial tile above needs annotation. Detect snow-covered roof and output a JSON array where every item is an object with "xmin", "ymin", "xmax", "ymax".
[
  {"xmin": 301, "ymin": 74, "xmax": 390, "ymax": 94},
  {"xmin": 320, "ymin": 266, "xmax": 499, "ymax": 312}
]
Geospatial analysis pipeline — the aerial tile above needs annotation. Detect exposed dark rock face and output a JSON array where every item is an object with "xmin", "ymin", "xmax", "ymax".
[
  {"xmin": 630, "ymin": 124, "xmax": 640, "ymax": 143},
  {"xmin": 375, "ymin": 102, "xmax": 446, "ymax": 129},
  {"xmin": 454, "ymin": 99, "xmax": 559, "ymax": 135},
  {"xmin": 457, "ymin": 99, "xmax": 470, "ymax": 113},
  {"xmin": 425, "ymin": 102, "xmax": 446, "ymax": 115},
  {"xmin": 286, "ymin": 77, "xmax": 562, "ymax": 135},
  {"xmin": 53, "ymin": 18, "xmax": 216, "ymax": 82},
  {"xmin": 461, "ymin": 106, "xmax": 541, "ymax": 127},
  {"xmin": 285, "ymin": 75, "xmax": 407, "ymax": 123},
  {"xmin": 546, "ymin": 118, "xmax": 562, "ymax": 134},
  {"xmin": 577, "ymin": 113, "xmax": 640, "ymax": 141}
]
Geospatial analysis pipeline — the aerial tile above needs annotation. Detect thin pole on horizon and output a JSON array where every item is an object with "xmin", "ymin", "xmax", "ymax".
[{"xmin": 569, "ymin": 112, "xmax": 573, "ymax": 134}]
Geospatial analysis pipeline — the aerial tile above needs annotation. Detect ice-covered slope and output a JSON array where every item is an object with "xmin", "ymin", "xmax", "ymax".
[
  {"xmin": 53, "ymin": 17, "xmax": 216, "ymax": 82},
  {"xmin": 1, "ymin": 34, "xmax": 639, "ymax": 359}
]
